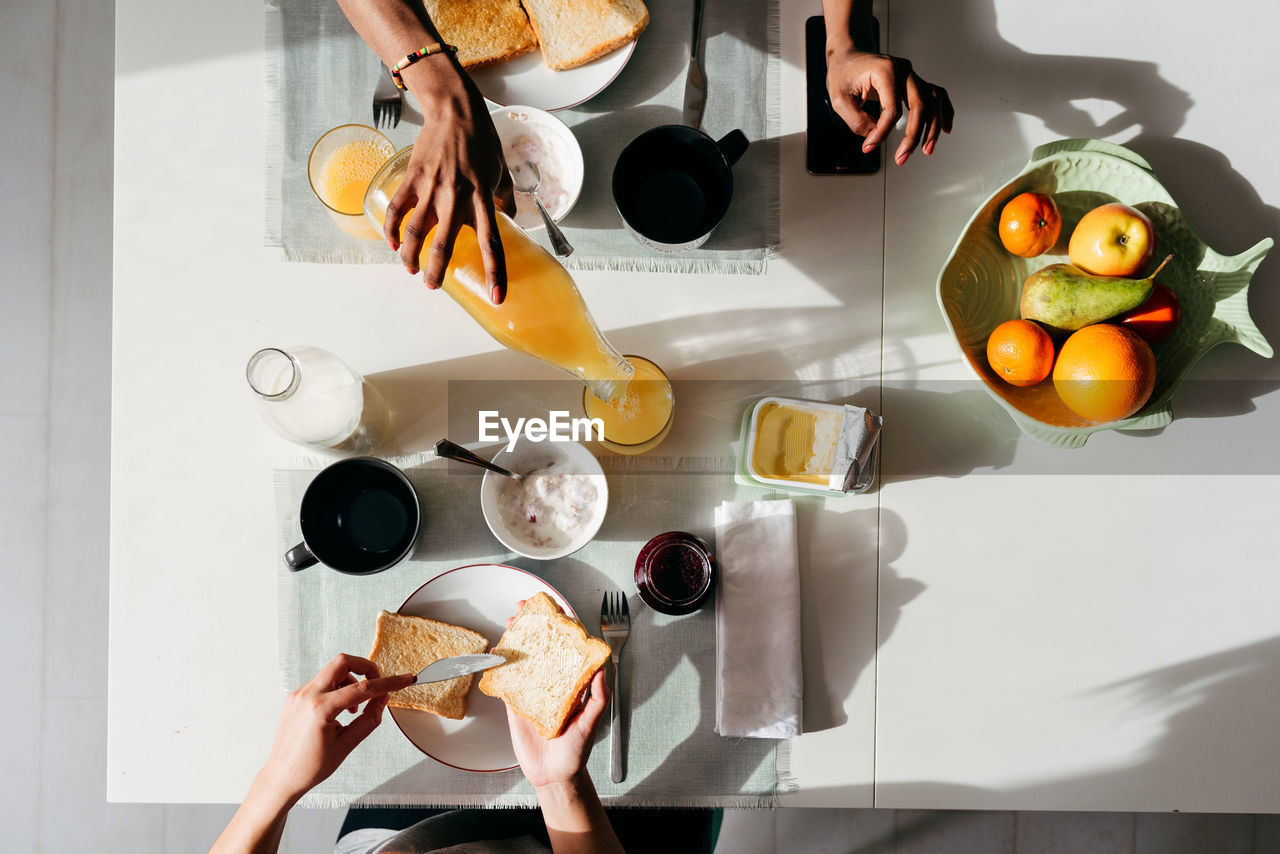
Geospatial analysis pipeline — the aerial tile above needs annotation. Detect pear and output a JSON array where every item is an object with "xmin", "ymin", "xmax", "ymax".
[{"xmin": 1020, "ymin": 255, "xmax": 1172, "ymax": 333}]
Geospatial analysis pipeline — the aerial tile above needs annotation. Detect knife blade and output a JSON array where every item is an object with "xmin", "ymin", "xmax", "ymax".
[
  {"xmin": 683, "ymin": 0, "xmax": 707, "ymax": 129},
  {"xmin": 412, "ymin": 653, "xmax": 506, "ymax": 685}
]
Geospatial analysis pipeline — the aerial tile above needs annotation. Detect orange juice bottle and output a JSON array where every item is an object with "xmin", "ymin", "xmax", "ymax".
[{"xmin": 364, "ymin": 147, "xmax": 633, "ymax": 401}]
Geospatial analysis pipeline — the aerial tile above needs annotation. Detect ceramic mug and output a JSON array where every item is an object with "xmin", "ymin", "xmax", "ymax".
[
  {"xmin": 612, "ymin": 125, "xmax": 750, "ymax": 252},
  {"xmin": 284, "ymin": 457, "xmax": 421, "ymax": 574}
]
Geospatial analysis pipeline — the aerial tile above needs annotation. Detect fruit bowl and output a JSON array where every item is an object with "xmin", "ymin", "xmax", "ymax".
[{"xmin": 937, "ymin": 138, "xmax": 1273, "ymax": 447}]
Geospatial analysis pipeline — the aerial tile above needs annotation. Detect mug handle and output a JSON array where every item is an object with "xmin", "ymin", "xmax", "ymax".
[
  {"xmin": 285, "ymin": 541, "xmax": 318, "ymax": 571},
  {"xmin": 715, "ymin": 130, "xmax": 749, "ymax": 167}
]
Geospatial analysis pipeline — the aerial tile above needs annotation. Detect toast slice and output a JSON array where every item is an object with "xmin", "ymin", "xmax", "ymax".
[
  {"xmin": 424, "ymin": 0, "xmax": 538, "ymax": 71},
  {"xmin": 519, "ymin": 0, "xmax": 650, "ymax": 71},
  {"xmin": 479, "ymin": 593, "xmax": 611, "ymax": 738},
  {"xmin": 368, "ymin": 611, "xmax": 489, "ymax": 720}
]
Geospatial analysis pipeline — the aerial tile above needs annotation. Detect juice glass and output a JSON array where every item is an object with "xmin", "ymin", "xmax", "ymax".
[
  {"xmin": 307, "ymin": 124, "xmax": 395, "ymax": 241},
  {"xmin": 583, "ymin": 355, "xmax": 674, "ymax": 455},
  {"xmin": 363, "ymin": 146, "xmax": 634, "ymax": 402}
]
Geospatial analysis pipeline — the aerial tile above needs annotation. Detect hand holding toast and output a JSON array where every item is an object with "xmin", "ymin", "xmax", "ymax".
[
  {"xmin": 507, "ymin": 668, "xmax": 608, "ymax": 788},
  {"xmin": 258, "ymin": 654, "xmax": 414, "ymax": 804}
]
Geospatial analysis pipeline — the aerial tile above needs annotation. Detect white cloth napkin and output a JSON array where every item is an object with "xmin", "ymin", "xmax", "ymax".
[{"xmin": 714, "ymin": 499, "xmax": 803, "ymax": 738}]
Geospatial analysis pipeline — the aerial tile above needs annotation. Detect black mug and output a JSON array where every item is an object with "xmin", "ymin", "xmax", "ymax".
[
  {"xmin": 612, "ymin": 125, "xmax": 750, "ymax": 252},
  {"xmin": 284, "ymin": 457, "xmax": 421, "ymax": 574}
]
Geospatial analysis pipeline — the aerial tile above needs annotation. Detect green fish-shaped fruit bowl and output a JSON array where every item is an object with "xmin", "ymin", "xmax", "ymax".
[{"xmin": 936, "ymin": 138, "xmax": 1272, "ymax": 448}]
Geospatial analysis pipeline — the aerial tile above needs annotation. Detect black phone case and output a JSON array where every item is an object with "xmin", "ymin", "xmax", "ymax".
[{"xmin": 806, "ymin": 14, "xmax": 881, "ymax": 175}]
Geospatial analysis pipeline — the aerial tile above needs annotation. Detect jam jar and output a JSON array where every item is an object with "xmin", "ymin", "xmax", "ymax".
[{"xmin": 634, "ymin": 531, "xmax": 717, "ymax": 615}]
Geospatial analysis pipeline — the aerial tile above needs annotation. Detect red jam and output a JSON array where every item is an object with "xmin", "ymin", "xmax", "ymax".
[{"xmin": 634, "ymin": 531, "xmax": 716, "ymax": 615}]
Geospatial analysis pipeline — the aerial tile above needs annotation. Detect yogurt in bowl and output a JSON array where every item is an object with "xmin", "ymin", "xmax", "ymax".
[
  {"xmin": 480, "ymin": 439, "xmax": 606, "ymax": 560},
  {"xmin": 489, "ymin": 105, "xmax": 585, "ymax": 231}
]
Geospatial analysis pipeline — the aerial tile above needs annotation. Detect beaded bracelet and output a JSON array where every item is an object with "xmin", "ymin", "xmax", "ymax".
[{"xmin": 391, "ymin": 42, "xmax": 458, "ymax": 90}]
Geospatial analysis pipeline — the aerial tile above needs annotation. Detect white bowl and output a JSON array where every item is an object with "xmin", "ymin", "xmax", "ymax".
[
  {"xmin": 480, "ymin": 440, "xmax": 607, "ymax": 560},
  {"xmin": 488, "ymin": 105, "xmax": 585, "ymax": 231}
]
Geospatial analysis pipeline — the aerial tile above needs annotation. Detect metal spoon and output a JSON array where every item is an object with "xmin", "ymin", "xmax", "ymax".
[
  {"xmin": 510, "ymin": 161, "xmax": 574, "ymax": 257},
  {"xmin": 434, "ymin": 439, "xmax": 547, "ymax": 482}
]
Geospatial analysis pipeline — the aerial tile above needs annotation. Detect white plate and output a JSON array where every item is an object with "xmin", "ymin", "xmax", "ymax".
[
  {"xmin": 471, "ymin": 40, "xmax": 637, "ymax": 112},
  {"xmin": 388, "ymin": 563, "xmax": 576, "ymax": 772}
]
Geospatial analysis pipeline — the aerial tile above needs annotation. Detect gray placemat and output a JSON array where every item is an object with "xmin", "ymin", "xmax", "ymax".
[
  {"xmin": 265, "ymin": 0, "xmax": 779, "ymax": 274},
  {"xmin": 276, "ymin": 452, "xmax": 789, "ymax": 808}
]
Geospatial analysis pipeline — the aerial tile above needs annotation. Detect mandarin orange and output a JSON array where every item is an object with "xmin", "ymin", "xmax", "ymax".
[
  {"xmin": 986, "ymin": 319, "xmax": 1056, "ymax": 387},
  {"xmin": 1052, "ymin": 324, "xmax": 1157, "ymax": 422},
  {"xmin": 999, "ymin": 192, "xmax": 1061, "ymax": 258}
]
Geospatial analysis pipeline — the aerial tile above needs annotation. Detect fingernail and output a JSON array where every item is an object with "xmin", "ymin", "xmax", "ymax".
[
  {"xmin": 406, "ymin": 266, "xmax": 418, "ymax": 276},
  {"xmin": 490, "ymin": 286, "xmax": 503, "ymax": 304},
  {"xmin": 895, "ymin": 153, "xmax": 907, "ymax": 166},
  {"xmin": 925, "ymin": 141, "xmax": 935, "ymax": 155},
  {"xmin": 863, "ymin": 143, "xmax": 874, "ymax": 153}
]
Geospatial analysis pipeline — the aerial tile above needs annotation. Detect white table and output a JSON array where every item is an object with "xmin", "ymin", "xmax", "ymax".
[
  {"xmin": 109, "ymin": 0, "xmax": 1280, "ymax": 812},
  {"xmin": 873, "ymin": 1, "xmax": 1280, "ymax": 813}
]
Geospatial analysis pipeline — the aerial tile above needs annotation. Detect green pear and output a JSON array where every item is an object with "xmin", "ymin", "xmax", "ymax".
[{"xmin": 1020, "ymin": 255, "xmax": 1172, "ymax": 332}]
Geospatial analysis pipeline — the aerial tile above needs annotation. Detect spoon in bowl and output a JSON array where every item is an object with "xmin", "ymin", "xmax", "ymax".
[
  {"xmin": 435, "ymin": 439, "xmax": 548, "ymax": 483},
  {"xmin": 510, "ymin": 161, "xmax": 574, "ymax": 257}
]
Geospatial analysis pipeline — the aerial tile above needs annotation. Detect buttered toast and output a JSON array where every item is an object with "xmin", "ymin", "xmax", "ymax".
[
  {"xmin": 478, "ymin": 593, "xmax": 611, "ymax": 738},
  {"xmin": 368, "ymin": 611, "xmax": 489, "ymax": 720},
  {"xmin": 424, "ymin": 0, "xmax": 538, "ymax": 70},
  {"xmin": 519, "ymin": 0, "xmax": 650, "ymax": 71}
]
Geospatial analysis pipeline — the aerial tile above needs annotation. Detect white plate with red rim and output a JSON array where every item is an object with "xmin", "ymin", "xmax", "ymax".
[
  {"xmin": 471, "ymin": 39, "xmax": 637, "ymax": 112},
  {"xmin": 388, "ymin": 563, "xmax": 576, "ymax": 772}
]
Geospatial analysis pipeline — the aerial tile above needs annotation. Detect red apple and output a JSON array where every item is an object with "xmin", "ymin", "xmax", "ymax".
[
  {"xmin": 1068, "ymin": 203, "xmax": 1156, "ymax": 277},
  {"xmin": 1120, "ymin": 282, "xmax": 1182, "ymax": 343}
]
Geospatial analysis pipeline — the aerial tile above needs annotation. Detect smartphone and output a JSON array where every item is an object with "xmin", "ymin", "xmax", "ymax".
[{"xmin": 806, "ymin": 14, "xmax": 881, "ymax": 175}]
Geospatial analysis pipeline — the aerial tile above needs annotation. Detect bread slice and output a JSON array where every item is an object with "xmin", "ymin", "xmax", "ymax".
[
  {"xmin": 479, "ymin": 593, "xmax": 611, "ymax": 738},
  {"xmin": 368, "ymin": 611, "xmax": 489, "ymax": 720},
  {"xmin": 519, "ymin": 0, "xmax": 650, "ymax": 71},
  {"xmin": 424, "ymin": 0, "xmax": 538, "ymax": 71}
]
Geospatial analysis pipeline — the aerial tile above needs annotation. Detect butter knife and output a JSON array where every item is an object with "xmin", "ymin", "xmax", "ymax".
[
  {"xmin": 412, "ymin": 653, "xmax": 506, "ymax": 685},
  {"xmin": 683, "ymin": 0, "xmax": 707, "ymax": 129}
]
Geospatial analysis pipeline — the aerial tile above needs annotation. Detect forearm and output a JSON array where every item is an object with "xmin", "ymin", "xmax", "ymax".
[
  {"xmin": 334, "ymin": 0, "xmax": 465, "ymax": 99},
  {"xmin": 534, "ymin": 772, "xmax": 624, "ymax": 854},
  {"xmin": 208, "ymin": 772, "xmax": 296, "ymax": 854},
  {"xmin": 820, "ymin": 0, "xmax": 873, "ymax": 55}
]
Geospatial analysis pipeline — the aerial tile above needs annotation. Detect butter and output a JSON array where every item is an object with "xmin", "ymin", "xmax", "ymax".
[
  {"xmin": 746, "ymin": 397, "xmax": 883, "ymax": 494},
  {"xmin": 751, "ymin": 402, "xmax": 840, "ymax": 484}
]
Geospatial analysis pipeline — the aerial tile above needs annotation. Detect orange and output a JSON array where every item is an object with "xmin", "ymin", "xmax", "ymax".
[
  {"xmin": 986, "ymin": 319, "xmax": 1056, "ymax": 387},
  {"xmin": 1052, "ymin": 324, "xmax": 1156, "ymax": 422},
  {"xmin": 999, "ymin": 192, "xmax": 1061, "ymax": 258}
]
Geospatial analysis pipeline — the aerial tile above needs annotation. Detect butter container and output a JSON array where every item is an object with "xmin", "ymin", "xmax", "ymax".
[{"xmin": 736, "ymin": 397, "xmax": 882, "ymax": 496}]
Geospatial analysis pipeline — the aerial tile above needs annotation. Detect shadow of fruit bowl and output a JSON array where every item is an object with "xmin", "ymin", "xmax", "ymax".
[{"xmin": 937, "ymin": 138, "xmax": 1273, "ymax": 448}]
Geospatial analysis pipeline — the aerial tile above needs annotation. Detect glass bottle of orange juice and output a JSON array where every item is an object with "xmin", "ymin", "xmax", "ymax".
[{"xmin": 363, "ymin": 147, "xmax": 633, "ymax": 402}]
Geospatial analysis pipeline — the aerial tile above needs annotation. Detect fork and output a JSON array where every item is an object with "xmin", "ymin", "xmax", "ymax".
[
  {"xmin": 600, "ymin": 591, "xmax": 630, "ymax": 783},
  {"xmin": 372, "ymin": 63, "xmax": 401, "ymax": 130}
]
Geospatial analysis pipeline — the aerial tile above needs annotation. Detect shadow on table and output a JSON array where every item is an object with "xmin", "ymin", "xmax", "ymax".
[
  {"xmin": 796, "ymin": 504, "xmax": 923, "ymax": 735},
  {"xmin": 1125, "ymin": 136, "xmax": 1280, "ymax": 374},
  {"xmin": 364, "ymin": 304, "xmax": 887, "ymax": 457},
  {"xmin": 799, "ymin": 634, "xmax": 1280, "ymax": 820}
]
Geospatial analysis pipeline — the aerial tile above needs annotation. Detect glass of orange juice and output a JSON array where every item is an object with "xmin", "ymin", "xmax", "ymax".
[
  {"xmin": 583, "ymin": 356, "xmax": 675, "ymax": 455},
  {"xmin": 307, "ymin": 124, "xmax": 395, "ymax": 241}
]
